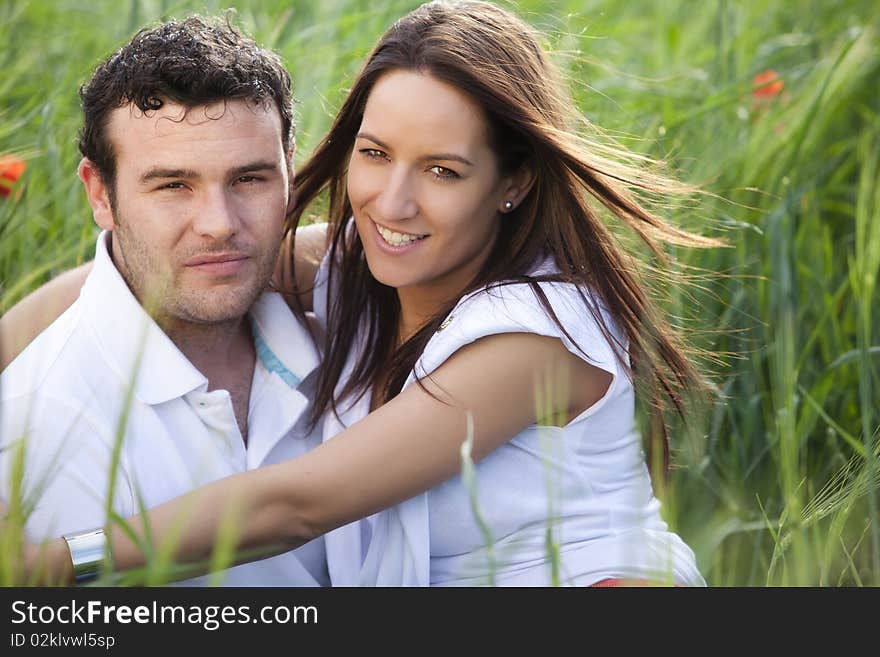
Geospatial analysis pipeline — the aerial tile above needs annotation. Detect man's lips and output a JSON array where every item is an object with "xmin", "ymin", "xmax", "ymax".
[
  {"xmin": 184, "ymin": 252, "xmax": 250, "ymax": 276},
  {"xmin": 184, "ymin": 252, "xmax": 249, "ymax": 267}
]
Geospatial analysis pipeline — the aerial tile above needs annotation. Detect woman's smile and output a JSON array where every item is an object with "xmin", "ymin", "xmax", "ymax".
[{"xmin": 372, "ymin": 219, "xmax": 430, "ymax": 248}]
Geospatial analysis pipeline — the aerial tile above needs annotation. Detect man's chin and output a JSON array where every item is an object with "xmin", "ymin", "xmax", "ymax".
[{"xmin": 164, "ymin": 288, "xmax": 265, "ymax": 326}]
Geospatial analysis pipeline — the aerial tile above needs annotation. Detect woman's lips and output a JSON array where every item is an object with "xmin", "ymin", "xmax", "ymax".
[{"xmin": 371, "ymin": 220, "xmax": 429, "ymax": 254}]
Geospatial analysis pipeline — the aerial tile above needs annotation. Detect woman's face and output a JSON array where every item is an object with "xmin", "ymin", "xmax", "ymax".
[{"xmin": 347, "ymin": 69, "xmax": 515, "ymax": 305}]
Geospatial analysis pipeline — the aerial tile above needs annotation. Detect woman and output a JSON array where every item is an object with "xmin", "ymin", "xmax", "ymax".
[{"xmin": 5, "ymin": 0, "xmax": 713, "ymax": 586}]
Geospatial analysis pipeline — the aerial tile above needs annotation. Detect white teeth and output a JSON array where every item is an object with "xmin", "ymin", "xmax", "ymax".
[{"xmin": 375, "ymin": 223, "xmax": 428, "ymax": 247}]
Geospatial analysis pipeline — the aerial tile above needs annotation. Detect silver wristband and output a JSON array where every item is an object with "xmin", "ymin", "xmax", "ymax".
[{"xmin": 62, "ymin": 528, "xmax": 106, "ymax": 584}]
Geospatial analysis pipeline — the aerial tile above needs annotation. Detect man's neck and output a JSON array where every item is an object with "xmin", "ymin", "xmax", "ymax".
[
  {"xmin": 160, "ymin": 316, "xmax": 254, "ymax": 389},
  {"xmin": 163, "ymin": 315, "xmax": 256, "ymax": 444}
]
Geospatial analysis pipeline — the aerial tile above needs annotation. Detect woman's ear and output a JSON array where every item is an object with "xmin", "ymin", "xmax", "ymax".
[
  {"xmin": 499, "ymin": 162, "xmax": 537, "ymax": 213},
  {"xmin": 77, "ymin": 158, "xmax": 115, "ymax": 231}
]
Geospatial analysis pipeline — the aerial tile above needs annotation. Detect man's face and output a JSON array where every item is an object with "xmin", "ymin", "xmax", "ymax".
[{"xmin": 94, "ymin": 99, "xmax": 289, "ymax": 328}]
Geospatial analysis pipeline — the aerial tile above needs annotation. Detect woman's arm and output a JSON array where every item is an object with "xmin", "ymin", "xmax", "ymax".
[
  {"xmin": 273, "ymin": 222, "xmax": 328, "ymax": 314},
  {"xmin": 24, "ymin": 332, "xmax": 611, "ymax": 583},
  {"xmin": 0, "ymin": 263, "xmax": 92, "ymax": 371}
]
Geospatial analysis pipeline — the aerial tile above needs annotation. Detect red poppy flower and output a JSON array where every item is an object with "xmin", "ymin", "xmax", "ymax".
[
  {"xmin": 0, "ymin": 154, "xmax": 26, "ymax": 199},
  {"xmin": 752, "ymin": 70, "xmax": 784, "ymax": 99}
]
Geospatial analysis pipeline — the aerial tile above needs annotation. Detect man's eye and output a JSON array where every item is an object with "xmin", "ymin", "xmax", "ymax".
[
  {"xmin": 236, "ymin": 175, "xmax": 263, "ymax": 184},
  {"xmin": 160, "ymin": 182, "xmax": 185, "ymax": 190}
]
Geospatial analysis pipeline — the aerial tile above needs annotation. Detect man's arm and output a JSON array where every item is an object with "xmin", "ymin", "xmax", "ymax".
[
  {"xmin": 0, "ymin": 392, "xmax": 133, "ymax": 583},
  {"xmin": 0, "ymin": 263, "xmax": 92, "ymax": 371}
]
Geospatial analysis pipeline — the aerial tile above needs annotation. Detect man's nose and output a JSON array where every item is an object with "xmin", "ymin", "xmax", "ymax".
[
  {"xmin": 374, "ymin": 168, "xmax": 418, "ymax": 223},
  {"xmin": 192, "ymin": 187, "xmax": 239, "ymax": 241}
]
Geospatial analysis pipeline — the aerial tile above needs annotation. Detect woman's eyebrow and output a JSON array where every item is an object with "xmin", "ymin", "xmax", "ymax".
[{"xmin": 356, "ymin": 132, "xmax": 473, "ymax": 166}]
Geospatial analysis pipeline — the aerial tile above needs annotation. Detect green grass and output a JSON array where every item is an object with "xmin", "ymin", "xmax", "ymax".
[{"xmin": 1, "ymin": 0, "xmax": 878, "ymax": 586}]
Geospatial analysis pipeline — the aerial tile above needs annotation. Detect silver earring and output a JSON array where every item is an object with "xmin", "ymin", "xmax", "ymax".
[{"xmin": 503, "ymin": 200, "xmax": 514, "ymax": 211}]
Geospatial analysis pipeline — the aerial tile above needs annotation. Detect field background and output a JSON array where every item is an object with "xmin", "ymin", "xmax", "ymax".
[{"xmin": 1, "ymin": 0, "xmax": 878, "ymax": 586}]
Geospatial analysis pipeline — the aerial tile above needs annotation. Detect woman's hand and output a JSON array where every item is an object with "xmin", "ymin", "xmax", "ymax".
[
  {"xmin": 0, "ymin": 499, "xmax": 72, "ymax": 585},
  {"xmin": 0, "ymin": 499, "xmax": 29, "ymax": 581}
]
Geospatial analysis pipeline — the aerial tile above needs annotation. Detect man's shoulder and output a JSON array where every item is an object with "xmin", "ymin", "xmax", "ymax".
[
  {"xmin": 0, "ymin": 311, "xmax": 125, "ymax": 491},
  {"xmin": 0, "ymin": 359, "xmax": 118, "ymax": 490},
  {"xmin": 0, "ymin": 315, "xmax": 134, "ymax": 538},
  {"xmin": 2, "ymin": 299, "xmax": 88, "ymax": 396},
  {"xmin": 1, "ymin": 297, "xmax": 120, "ymax": 412}
]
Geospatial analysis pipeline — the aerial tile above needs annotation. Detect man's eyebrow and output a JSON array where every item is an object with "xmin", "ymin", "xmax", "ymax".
[
  {"xmin": 356, "ymin": 132, "xmax": 474, "ymax": 167},
  {"xmin": 139, "ymin": 168, "xmax": 198, "ymax": 184},
  {"xmin": 138, "ymin": 161, "xmax": 280, "ymax": 184},
  {"xmin": 228, "ymin": 161, "xmax": 280, "ymax": 177}
]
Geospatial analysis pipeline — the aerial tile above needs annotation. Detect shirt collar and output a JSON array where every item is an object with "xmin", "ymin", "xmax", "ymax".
[
  {"xmin": 248, "ymin": 292, "xmax": 320, "ymax": 390},
  {"xmin": 81, "ymin": 231, "xmax": 319, "ymax": 405}
]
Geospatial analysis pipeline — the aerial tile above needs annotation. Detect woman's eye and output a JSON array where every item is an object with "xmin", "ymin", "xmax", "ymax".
[
  {"xmin": 360, "ymin": 148, "xmax": 387, "ymax": 160},
  {"xmin": 429, "ymin": 165, "xmax": 459, "ymax": 180}
]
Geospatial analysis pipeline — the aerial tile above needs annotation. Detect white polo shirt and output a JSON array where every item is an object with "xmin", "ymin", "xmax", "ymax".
[{"xmin": 0, "ymin": 231, "xmax": 328, "ymax": 586}]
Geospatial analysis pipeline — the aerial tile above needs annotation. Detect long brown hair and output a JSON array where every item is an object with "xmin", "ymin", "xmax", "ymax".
[{"xmin": 288, "ymin": 0, "xmax": 719, "ymax": 470}]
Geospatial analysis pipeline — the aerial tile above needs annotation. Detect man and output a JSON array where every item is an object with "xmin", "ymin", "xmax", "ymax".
[{"xmin": 0, "ymin": 17, "xmax": 327, "ymax": 586}]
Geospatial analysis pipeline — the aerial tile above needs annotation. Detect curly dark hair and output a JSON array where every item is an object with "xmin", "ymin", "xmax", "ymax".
[{"xmin": 78, "ymin": 14, "xmax": 293, "ymax": 206}]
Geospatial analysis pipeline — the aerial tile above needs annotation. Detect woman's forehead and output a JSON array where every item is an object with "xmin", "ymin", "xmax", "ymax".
[{"xmin": 360, "ymin": 70, "xmax": 492, "ymax": 154}]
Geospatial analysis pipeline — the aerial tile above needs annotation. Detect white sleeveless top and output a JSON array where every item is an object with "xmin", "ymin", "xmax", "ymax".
[{"xmin": 315, "ymin": 254, "xmax": 705, "ymax": 586}]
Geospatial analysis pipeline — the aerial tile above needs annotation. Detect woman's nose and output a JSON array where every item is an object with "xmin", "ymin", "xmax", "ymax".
[{"xmin": 374, "ymin": 168, "xmax": 418, "ymax": 222}]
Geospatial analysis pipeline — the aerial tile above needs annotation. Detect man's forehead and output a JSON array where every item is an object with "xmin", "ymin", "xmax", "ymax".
[
  {"xmin": 105, "ymin": 98, "xmax": 286, "ymax": 173},
  {"xmin": 106, "ymin": 98, "xmax": 281, "ymax": 135}
]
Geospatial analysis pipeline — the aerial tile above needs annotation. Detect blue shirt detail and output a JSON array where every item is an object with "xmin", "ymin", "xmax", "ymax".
[{"xmin": 251, "ymin": 319, "xmax": 301, "ymax": 388}]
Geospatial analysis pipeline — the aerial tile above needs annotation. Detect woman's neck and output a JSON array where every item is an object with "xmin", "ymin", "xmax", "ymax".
[
  {"xmin": 394, "ymin": 244, "xmax": 496, "ymax": 342},
  {"xmin": 397, "ymin": 292, "xmax": 442, "ymax": 344}
]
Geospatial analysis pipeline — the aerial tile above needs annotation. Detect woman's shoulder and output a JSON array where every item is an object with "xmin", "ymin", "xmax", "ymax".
[
  {"xmin": 454, "ymin": 257, "xmax": 616, "ymax": 339},
  {"xmin": 413, "ymin": 260, "xmax": 627, "ymax": 382},
  {"xmin": 459, "ymin": 273, "xmax": 599, "ymax": 321}
]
